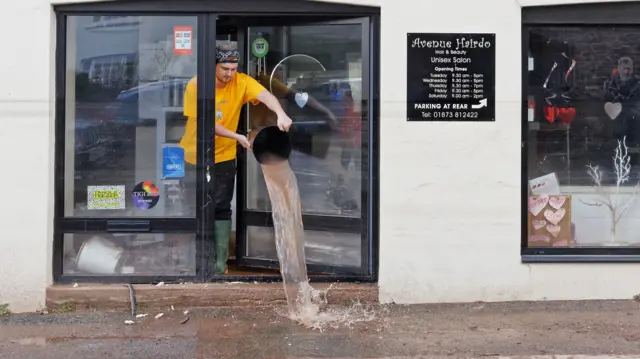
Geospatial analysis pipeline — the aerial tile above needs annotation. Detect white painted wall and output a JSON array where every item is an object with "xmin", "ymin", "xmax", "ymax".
[
  {"xmin": 1, "ymin": 0, "xmax": 639, "ymax": 312},
  {"xmin": 0, "ymin": 1, "xmax": 56, "ymax": 313},
  {"xmin": 355, "ymin": 0, "xmax": 640, "ymax": 304}
]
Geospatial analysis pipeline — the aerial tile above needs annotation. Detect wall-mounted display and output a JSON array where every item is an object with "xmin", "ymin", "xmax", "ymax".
[{"xmin": 406, "ymin": 33, "xmax": 495, "ymax": 122}]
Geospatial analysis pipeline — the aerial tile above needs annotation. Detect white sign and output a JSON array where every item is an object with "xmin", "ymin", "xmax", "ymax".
[
  {"xmin": 529, "ymin": 173, "xmax": 561, "ymax": 196},
  {"xmin": 174, "ymin": 26, "xmax": 193, "ymax": 55},
  {"xmin": 87, "ymin": 185, "xmax": 126, "ymax": 210}
]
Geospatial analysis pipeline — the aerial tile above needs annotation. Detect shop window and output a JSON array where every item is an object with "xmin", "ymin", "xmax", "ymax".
[
  {"xmin": 63, "ymin": 233, "xmax": 196, "ymax": 276},
  {"xmin": 57, "ymin": 15, "xmax": 199, "ymax": 281},
  {"xmin": 63, "ymin": 15, "xmax": 197, "ymax": 219},
  {"xmin": 525, "ymin": 26, "xmax": 640, "ymax": 253},
  {"xmin": 245, "ymin": 24, "xmax": 365, "ymax": 219}
]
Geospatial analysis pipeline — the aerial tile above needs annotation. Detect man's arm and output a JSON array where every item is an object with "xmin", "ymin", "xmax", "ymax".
[
  {"xmin": 266, "ymin": 75, "xmax": 337, "ymax": 126},
  {"xmin": 244, "ymin": 74, "xmax": 292, "ymax": 132},
  {"xmin": 257, "ymin": 90, "xmax": 292, "ymax": 131},
  {"xmin": 257, "ymin": 90, "xmax": 287, "ymax": 118},
  {"xmin": 215, "ymin": 122, "xmax": 251, "ymax": 150}
]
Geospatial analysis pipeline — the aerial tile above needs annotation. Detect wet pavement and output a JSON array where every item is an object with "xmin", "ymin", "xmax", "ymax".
[{"xmin": 4, "ymin": 300, "xmax": 640, "ymax": 358}]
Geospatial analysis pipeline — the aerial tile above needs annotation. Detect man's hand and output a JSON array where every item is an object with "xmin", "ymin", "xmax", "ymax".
[
  {"xmin": 234, "ymin": 134, "xmax": 252, "ymax": 151},
  {"xmin": 277, "ymin": 114, "xmax": 293, "ymax": 132},
  {"xmin": 327, "ymin": 112, "xmax": 338, "ymax": 130}
]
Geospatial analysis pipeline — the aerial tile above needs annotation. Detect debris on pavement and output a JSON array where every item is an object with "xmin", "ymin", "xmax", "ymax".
[
  {"xmin": 124, "ymin": 320, "xmax": 135, "ymax": 325},
  {"xmin": 180, "ymin": 316, "xmax": 190, "ymax": 324},
  {"xmin": 135, "ymin": 314, "xmax": 148, "ymax": 318},
  {"xmin": 155, "ymin": 313, "xmax": 164, "ymax": 319},
  {"xmin": 125, "ymin": 284, "xmax": 136, "ymax": 317},
  {"xmin": 156, "ymin": 282, "xmax": 165, "ymax": 287}
]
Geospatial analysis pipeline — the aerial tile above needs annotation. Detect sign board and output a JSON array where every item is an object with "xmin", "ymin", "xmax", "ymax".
[
  {"xmin": 162, "ymin": 145, "xmax": 185, "ymax": 179},
  {"xmin": 406, "ymin": 33, "xmax": 495, "ymax": 122},
  {"xmin": 174, "ymin": 26, "xmax": 193, "ymax": 55}
]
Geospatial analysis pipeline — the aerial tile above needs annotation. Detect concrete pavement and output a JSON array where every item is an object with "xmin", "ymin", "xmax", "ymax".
[{"xmin": 3, "ymin": 300, "xmax": 640, "ymax": 358}]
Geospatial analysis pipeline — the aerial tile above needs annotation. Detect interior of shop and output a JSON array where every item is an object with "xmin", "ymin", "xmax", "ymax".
[{"xmin": 59, "ymin": 13, "xmax": 371, "ymax": 281}]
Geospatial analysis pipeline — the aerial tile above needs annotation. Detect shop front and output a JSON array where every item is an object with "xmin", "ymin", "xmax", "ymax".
[
  {"xmin": 51, "ymin": 0, "xmax": 380, "ymax": 286},
  {"xmin": 10, "ymin": 0, "xmax": 640, "ymax": 313}
]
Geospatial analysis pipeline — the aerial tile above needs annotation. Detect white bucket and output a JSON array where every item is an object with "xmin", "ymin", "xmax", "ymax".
[{"xmin": 76, "ymin": 236, "xmax": 124, "ymax": 275}]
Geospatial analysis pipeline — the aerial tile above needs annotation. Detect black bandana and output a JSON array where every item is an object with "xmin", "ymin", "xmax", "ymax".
[{"xmin": 216, "ymin": 44, "xmax": 240, "ymax": 63}]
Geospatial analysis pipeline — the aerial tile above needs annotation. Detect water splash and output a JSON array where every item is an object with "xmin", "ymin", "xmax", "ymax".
[{"xmin": 261, "ymin": 160, "xmax": 374, "ymax": 330}]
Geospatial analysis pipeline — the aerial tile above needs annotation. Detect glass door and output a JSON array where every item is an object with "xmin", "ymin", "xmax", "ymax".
[{"xmin": 235, "ymin": 17, "xmax": 372, "ymax": 276}]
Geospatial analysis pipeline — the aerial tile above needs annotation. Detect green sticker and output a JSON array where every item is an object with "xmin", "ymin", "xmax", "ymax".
[{"xmin": 251, "ymin": 37, "xmax": 269, "ymax": 58}]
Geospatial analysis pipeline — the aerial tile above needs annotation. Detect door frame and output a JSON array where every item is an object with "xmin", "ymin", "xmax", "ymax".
[
  {"xmin": 52, "ymin": 0, "xmax": 380, "ymax": 284},
  {"xmin": 233, "ymin": 16, "xmax": 374, "ymax": 278}
]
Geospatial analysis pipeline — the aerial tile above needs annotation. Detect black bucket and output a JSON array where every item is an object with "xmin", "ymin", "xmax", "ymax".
[{"xmin": 250, "ymin": 126, "xmax": 292, "ymax": 164}]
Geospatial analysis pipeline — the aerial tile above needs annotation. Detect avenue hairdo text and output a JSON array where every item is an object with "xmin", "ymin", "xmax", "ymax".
[{"xmin": 411, "ymin": 36, "xmax": 491, "ymax": 50}]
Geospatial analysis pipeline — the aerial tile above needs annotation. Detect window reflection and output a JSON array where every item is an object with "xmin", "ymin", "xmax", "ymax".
[
  {"xmin": 245, "ymin": 24, "xmax": 364, "ymax": 218},
  {"xmin": 527, "ymin": 27, "xmax": 640, "ymax": 247},
  {"xmin": 65, "ymin": 16, "xmax": 197, "ymax": 218}
]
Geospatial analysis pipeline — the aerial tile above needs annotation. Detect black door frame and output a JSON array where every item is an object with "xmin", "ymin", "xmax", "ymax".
[
  {"xmin": 53, "ymin": 0, "xmax": 380, "ymax": 284},
  {"xmin": 232, "ymin": 16, "xmax": 374, "ymax": 277}
]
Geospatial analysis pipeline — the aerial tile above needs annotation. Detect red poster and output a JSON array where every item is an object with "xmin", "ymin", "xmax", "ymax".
[{"xmin": 174, "ymin": 26, "xmax": 193, "ymax": 55}]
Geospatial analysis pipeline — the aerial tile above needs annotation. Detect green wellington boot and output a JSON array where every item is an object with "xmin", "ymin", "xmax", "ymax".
[{"xmin": 212, "ymin": 220, "xmax": 232, "ymax": 275}]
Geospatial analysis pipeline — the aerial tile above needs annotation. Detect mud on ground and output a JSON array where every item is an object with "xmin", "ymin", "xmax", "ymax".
[{"xmin": 2, "ymin": 300, "xmax": 640, "ymax": 358}]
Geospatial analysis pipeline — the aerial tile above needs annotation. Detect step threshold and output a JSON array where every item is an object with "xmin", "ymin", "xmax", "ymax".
[{"xmin": 46, "ymin": 282, "xmax": 379, "ymax": 312}]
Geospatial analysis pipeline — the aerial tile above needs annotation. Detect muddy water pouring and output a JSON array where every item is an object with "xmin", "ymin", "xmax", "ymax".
[{"xmin": 250, "ymin": 126, "xmax": 374, "ymax": 329}]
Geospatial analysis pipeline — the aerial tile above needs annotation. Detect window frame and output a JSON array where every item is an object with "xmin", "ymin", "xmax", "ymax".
[
  {"xmin": 53, "ymin": 0, "xmax": 380, "ymax": 284},
  {"xmin": 521, "ymin": 2, "xmax": 640, "ymax": 263},
  {"xmin": 234, "ymin": 16, "xmax": 374, "ymax": 277},
  {"xmin": 53, "ymin": 12, "xmax": 211, "ymax": 284}
]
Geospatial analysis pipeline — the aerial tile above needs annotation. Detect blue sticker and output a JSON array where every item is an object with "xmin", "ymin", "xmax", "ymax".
[{"xmin": 162, "ymin": 146, "xmax": 185, "ymax": 179}]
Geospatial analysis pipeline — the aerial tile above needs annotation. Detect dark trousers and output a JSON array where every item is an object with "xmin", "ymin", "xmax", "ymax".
[
  {"xmin": 184, "ymin": 160, "xmax": 236, "ymax": 220},
  {"xmin": 212, "ymin": 160, "xmax": 236, "ymax": 220}
]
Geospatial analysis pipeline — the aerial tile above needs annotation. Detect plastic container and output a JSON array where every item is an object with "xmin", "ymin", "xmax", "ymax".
[{"xmin": 76, "ymin": 236, "xmax": 124, "ymax": 275}]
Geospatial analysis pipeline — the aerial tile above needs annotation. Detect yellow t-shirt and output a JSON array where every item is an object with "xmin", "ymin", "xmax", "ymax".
[{"xmin": 179, "ymin": 73, "xmax": 266, "ymax": 164}]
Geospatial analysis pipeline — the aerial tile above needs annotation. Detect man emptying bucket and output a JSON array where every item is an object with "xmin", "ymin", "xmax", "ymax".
[{"xmin": 179, "ymin": 43, "xmax": 293, "ymax": 275}]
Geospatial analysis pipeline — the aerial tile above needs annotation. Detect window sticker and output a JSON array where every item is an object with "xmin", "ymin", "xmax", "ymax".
[
  {"xmin": 132, "ymin": 181, "xmax": 160, "ymax": 210},
  {"xmin": 251, "ymin": 37, "xmax": 269, "ymax": 58},
  {"xmin": 174, "ymin": 26, "xmax": 193, "ymax": 55},
  {"xmin": 87, "ymin": 185, "xmax": 126, "ymax": 210},
  {"xmin": 162, "ymin": 145, "xmax": 185, "ymax": 179}
]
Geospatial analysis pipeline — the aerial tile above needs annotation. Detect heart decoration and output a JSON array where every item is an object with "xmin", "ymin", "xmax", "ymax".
[
  {"xmin": 604, "ymin": 102, "xmax": 622, "ymax": 120},
  {"xmin": 530, "ymin": 235, "xmax": 551, "ymax": 243},
  {"xmin": 532, "ymin": 220, "xmax": 547, "ymax": 230},
  {"xmin": 557, "ymin": 107, "xmax": 576, "ymax": 125},
  {"xmin": 546, "ymin": 224, "xmax": 561, "ymax": 238},
  {"xmin": 529, "ymin": 195, "xmax": 550, "ymax": 216},
  {"xmin": 544, "ymin": 208, "xmax": 566, "ymax": 225},
  {"xmin": 552, "ymin": 239, "xmax": 569, "ymax": 247},
  {"xmin": 295, "ymin": 92, "xmax": 309, "ymax": 108},
  {"xmin": 549, "ymin": 196, "xmax": 566, "ymax": 210},
  {"xmin": 544, "ymin": 106, "xmax": 556, "ymax": 124}
]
